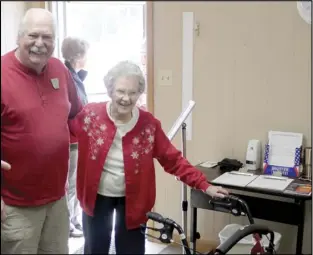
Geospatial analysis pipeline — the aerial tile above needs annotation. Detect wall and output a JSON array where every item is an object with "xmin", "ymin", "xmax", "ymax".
[
  {"xmin": 25, "ymin": 2, "xmax": 45, "ymax": 10},
  {"xmin": 153, "ymin": 2, "xmax": 311, "ymax": 254},
  {"xmin": 1, "ymin": 1, "xmax": 25, "ymax": 55}
]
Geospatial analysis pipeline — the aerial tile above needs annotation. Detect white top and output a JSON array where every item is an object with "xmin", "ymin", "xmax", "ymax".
[{"xmin": 97, "ymin": 102, "xmax": 140, "ymax": 197}]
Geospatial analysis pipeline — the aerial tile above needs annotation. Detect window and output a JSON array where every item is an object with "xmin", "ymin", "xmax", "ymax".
[
  {"xmin": 1, "ymin": 2, "xmax": 25, "ymax": 55},
  {"xmin": 51, "ymin": 1, "xmax": 147, "ymax": 106}
]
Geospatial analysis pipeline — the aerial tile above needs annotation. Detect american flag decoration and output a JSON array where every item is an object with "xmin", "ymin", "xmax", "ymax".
[
  {"xmin": 263, "ymin": 144, "xmax": 270, "ymax": 170},
  {"xmin": 263, "ymin": 144, "xmax": 300, "ymax": 177},
  {"xmin": 294, "ymin": 147, "xmax": 301, "ymax": 176}
]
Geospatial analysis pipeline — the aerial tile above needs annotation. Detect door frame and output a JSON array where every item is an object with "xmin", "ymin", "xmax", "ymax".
[
  {"xmin": 143, "ymin": 1, "xmax": 157, "ymax": 239},
  {"xmin": 145, "ymin": 1, "xmax": 154, "ymax": 114}
]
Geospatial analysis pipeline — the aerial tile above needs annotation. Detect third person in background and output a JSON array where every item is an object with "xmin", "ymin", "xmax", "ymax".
[{"xmin": 62, "ymin": 36, "xmax": 90, "ymax": 238}]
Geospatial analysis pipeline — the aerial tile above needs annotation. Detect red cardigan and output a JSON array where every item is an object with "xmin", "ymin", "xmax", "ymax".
[{"xmin": 70, "ymin": 102, "xmax": 210, "ymax": 229}]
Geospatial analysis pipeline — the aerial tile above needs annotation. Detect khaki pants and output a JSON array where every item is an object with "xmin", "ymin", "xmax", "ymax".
[
  {"xmin": 1, "ymin": 196, "xmax": 69, "ymax": 254},
  {"xmin": 67, "ymin": 145, "xmax": 81, "ymax": 227}
]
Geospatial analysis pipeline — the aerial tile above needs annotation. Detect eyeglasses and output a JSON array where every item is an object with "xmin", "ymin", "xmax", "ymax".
[{"xmin": 115, "ymin": 89, "xmax": 140, "ymax": 99}]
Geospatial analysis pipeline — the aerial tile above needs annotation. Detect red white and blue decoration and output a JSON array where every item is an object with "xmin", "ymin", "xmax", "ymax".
[{"xmin": 263, "ymin": 144, "xmax": 300, "ymax": 178}]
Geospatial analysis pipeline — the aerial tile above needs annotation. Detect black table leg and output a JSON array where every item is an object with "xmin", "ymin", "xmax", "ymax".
[
  {"xmin": 296, "ymin": 200, "xmax": 305, "ymax": 255},
  {"xmin": 190, "ymin": 207, "xmax": 198, "ymax": 255}
]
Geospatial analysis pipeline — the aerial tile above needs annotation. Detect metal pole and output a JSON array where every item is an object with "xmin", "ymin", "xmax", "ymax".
[{"xmin": 181, "ymin": 123, "xmax": 188, "ymax": 254}]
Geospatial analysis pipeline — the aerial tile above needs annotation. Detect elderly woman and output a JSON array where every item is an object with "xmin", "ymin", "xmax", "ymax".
[
  {"xmin": 70, "ymin": 61, "xmax": 228, "ymax": 254},
  {"xmin": 61, "ymin": 36, "xmax": 90, "ymax": 237}
]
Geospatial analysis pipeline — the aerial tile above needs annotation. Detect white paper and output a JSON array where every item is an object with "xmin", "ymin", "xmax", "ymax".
[
  {"xmin": 182, "ymin": 12, "xmax": 194, "ymax": 141},
  {"xmin": 247, "ymin": 175, "xmax": 293, "ymax": 191},
  {"xmin": 167, "ymin": 100, "xmax": 195, "ymax": 141},
  {"xmin": 268, "ymin": 131, "xmax": 303, "ymax": 147},
  {"xmin": 199, "ymin": 161, "xmax": 218, "ymax": 168},
  {"xmin": 268, "ymin": 131, "xmax": 303, "ymax": 167},
  {"xmin": 211, "ymin": 171, "xmax": 258, "ymax": 187}
]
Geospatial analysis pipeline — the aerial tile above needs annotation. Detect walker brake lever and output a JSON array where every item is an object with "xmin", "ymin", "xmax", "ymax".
[
  {"xmin": 227, "ymin": 195, "xmax": 248, "ymax": 217},
  {"xmin": 209, "ymin": 196, "xmax": 243, "ymax": 217},
  {"xmin": 141, "ymin": 224, "xmax": 161, "ymax": 233},
  {"xmin": 140, "ymin": 224, "xmax": 174, "ymax": 244},
  {"xmin": 209, "ymin": 197, "xmax": 233, "ymax": 213}
]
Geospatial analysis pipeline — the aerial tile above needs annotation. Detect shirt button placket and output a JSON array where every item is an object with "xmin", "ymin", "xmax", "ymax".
[{"xmin": 36, "ymin": 78, "xmax": 46, "ymax": 107}]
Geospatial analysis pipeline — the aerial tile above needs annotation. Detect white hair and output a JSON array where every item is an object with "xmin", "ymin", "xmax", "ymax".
[
  {"xmin": 103, "ymin": 61, "xmax": 146, "ymax": 96},
  {"xmin": 18, "ymin": 8, "xmax": 56, "ymax": 38},
  {"xmin": 61, "ymin": 36, "xmax": 89, "ymax": 63}
]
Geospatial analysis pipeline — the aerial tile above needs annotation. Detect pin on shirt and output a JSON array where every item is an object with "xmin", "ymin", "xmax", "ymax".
[{"xmin": 51, "ymin": 78, "xmax": 59, "ymax": 89}]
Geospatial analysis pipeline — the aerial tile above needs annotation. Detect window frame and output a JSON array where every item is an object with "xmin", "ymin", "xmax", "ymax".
[{"xmin": 48, "ymin": 1, "xmax": 154, "ymax": 113}]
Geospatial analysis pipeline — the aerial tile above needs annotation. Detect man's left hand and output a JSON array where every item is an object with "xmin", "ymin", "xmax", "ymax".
[
  {"xmin": 206, "ymin": 185, "xmax": 229, "ymax": 199},
  {"xmin": 1, "ymin": 160, "xmax": 11, "ymax": 222},
  {"xmin": 1, "ymin": 160, "xmax": 11, "ymax": 170}
]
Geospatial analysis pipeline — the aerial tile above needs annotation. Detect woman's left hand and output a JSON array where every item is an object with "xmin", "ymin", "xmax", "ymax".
[{"xmin": 206, "ymin": 185, "xmax": 229, "ymax": 199}]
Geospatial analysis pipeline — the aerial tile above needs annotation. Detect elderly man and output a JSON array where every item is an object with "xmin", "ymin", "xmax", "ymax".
[{"xmin": 1, "ymin": 8, "xmax": 82, "ymax": 254}]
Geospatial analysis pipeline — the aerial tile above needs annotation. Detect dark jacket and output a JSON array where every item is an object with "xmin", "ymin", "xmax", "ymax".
[{"xmin": 65, "ymin": 61, "xmax": 88, "ymax": 106}]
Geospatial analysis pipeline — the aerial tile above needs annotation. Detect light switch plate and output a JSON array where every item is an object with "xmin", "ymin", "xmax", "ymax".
[{"xmin": 158, "ymin": 70, "xmax": 172, "ymax": 86}]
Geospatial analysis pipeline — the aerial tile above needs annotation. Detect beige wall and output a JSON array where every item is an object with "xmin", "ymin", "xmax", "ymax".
[
  {"xmin": 25, "ymin": 2, "xmax": 45, "ymax": 10},
  {"xmin": 153, "ymin": 2, "xmax": 311, "ymax": 254}
]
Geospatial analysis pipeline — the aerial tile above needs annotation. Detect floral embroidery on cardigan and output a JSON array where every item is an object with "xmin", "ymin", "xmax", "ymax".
[
  {"xmin": 82, "ymin": 108, "xmax": 108, "ymax": 160},
  {"xmin": 130, "ymin": 124, "xmax": 156, "ymax": 173}
]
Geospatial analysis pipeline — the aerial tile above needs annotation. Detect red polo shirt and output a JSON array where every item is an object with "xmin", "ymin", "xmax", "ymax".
[{"xmin": 1, "ymin": 50, "xmax": 82, "ymax": 206}]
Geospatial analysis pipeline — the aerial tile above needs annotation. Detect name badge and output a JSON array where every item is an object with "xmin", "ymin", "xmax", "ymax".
[{"xmin": 51, "ymin": 78, "xmax": 59, "ymax": 89}]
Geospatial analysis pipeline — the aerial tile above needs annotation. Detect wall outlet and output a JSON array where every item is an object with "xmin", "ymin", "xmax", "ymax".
[{"xmin": 158, "ymin": 70, "xmax": 173, "ymax": 86}]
